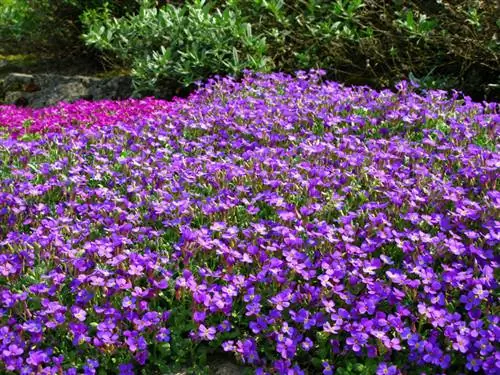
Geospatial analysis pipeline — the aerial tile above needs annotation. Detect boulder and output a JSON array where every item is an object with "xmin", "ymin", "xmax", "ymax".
[
  {"xmin": 0, "ymin": 73, "xmax": 133, "ymax": 107},
  {"xmin": 4, "ymin": 91, "xmax": 28, "ymax": 106},
  {"xmin": 213, "ymin": 361, "xmax": 243, "ymax": 375}
]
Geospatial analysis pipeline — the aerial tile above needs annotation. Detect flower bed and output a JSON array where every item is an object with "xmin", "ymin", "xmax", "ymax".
[
  {"xmin": 0, "ymin": 97, "xmax": 178, "ymax": 138},
  {"xmin": 0, "ymin": 71, "xmax": 498, "ymax": 374}
]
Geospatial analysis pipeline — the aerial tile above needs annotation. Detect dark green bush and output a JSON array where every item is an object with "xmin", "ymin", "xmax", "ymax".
[
  {"xmin": 0, "ymin": 0, "xmax": 139, "ymax": 55},
  {"xmin": 225, "ymin": 0, "xmax": 499, "ymax": 98},
  {"xmin": 82, "ymin": 0, "xmax": 499, "ymax": 99}
]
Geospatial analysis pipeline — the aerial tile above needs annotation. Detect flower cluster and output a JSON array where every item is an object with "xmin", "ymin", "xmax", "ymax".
[
  {"xmin": 0, "ymin": 97, "xmax": 178, "ymax": 138},
  {"xmin": 0, "ymin": 71, "xmax": 498, "ymax": 374}
]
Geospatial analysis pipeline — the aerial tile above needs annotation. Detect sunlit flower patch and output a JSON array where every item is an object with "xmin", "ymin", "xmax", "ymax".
[
  {"xmin": 0, "ymin": 97, "xmax": 179, "ymax": 138},
  {"xmin": 0, "ymin": 71, "xmax": 498, "ymax": 374}
]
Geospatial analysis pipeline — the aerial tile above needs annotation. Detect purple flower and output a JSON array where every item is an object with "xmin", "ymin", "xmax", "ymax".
[
  {"xmin": 26, "ymin": 350, "xmax": 49, "ymax": 366},
  {"xmin": 156, "ymin": 328, "xmax": 170, "ymax": 342},
  {"xmin": 293, "ymin": 308, "xmax": 316, "ymax": 329},
  {"xmin": 135, "ymin": 350, "xmax": 148, "ymax": 365},
  {"xmin": 249, "ymin": 317, "xmax": 268, "ymax": 334},
  {"xmin": 124, "ymin": 331, "xmax": 147, "ymax": 352},
  {"xmin": 465, "ymin": 355, "xmax": 482, "ymax": 372},
  {"xmin": 452, "ymin": 334, "xmax": 470, "ymax": 353},
  {"xmin": 322, "ymin": 361, "xmax": 334, "ymax": 375},
  {"xmin": 198, "ymin": 324, "xmax": 216, "ymax": 341},
  {"xmin": 71, "ymin": 306, "xmax": 87, "ymax": 322},
  {"xmin": 0, "ymin": 70, "xmax": 497, "ymax": 374},
  {"xmin": 445, "ymin": 238, "xmax": 466, "ymax": 256},
  {"xmin": 193, "ymin": 310, "xmax": 206, "ymax": 322},
  {"xmin": 301, "ymin": 337, "xmax": 313, "ymax": 351},
  {"xmin": 2, "ymin": 344, "xmax": 23, "ymax": 356},
  {"xmin": 118, "ymin": 363, "xmax": 135, "ymax": 375},
  {"xmin": 377, "ymin": 362, "xmax": 399, "ymax": 375},
  {"xmin": 346, "ymin": 332, "xmax": 369, "ymax": 352}
]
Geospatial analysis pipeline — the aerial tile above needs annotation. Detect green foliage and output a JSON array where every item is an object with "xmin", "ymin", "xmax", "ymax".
[
  {"xmin": 335, "ymin": 359, "xmax": 379, "ymax": 375},
  {"xmin": 82, "ymin": 0, "xmax": 270, "ymax": 93},
  {"xmin": 2, "ymin": 0, "xmax": 497, "ymax": 98},
  {"xmin": 82, "ymin": 0, "xmax": 499, "ymax": 99},
  {"xmin": 0, "ymin": 0, "xmax": 139, "ymax": 55}
]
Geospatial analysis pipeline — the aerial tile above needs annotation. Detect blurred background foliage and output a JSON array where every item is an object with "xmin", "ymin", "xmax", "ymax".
[
  {"xmin": 0, "ymin": 0, "xmax": 498, "ymax": 99},
  {"xmin": 0, "ymin": 1, "xmax": 139, "ymax": 54}
]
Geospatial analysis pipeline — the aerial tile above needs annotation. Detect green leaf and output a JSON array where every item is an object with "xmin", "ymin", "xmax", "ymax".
[{"xmin": 406, "ymin": 10, "xmax": 415, "ymax": 30}]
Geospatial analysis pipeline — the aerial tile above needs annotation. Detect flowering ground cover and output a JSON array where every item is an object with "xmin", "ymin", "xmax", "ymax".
[
  {"xmin": 0, "ymin": 71, "xmax": 498, "ymax": 374},
  {"xmin": 0, "ymin": 97, "xmax": 177, "ymax": 138}
]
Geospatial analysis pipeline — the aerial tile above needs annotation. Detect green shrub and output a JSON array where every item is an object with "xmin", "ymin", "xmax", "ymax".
[
  {"xmin": 82, "ymin": 0, "xmax": 271, "ymax": 94},
  {"xmin": 222, "ymin": 0, "xmax": 499, "ymax": 96},
  {"xmin": 0, "ymin": 0, "xmax": 139, "ymax": 55},
  {"xmin": 3, "ymin": 0, "xmax": 498, "ymax": 98},
  {"xmin": 82, "ymin": 0, "xmax": 498, "ymax": 99}
]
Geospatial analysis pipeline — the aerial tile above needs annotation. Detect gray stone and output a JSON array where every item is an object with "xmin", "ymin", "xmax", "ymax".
[
  {"xmin": 4, "ymin": 91, "xmax": 28, "ymax": 106},
  {"xmin": 3, "ymin": 73, "xmax": 36, "ymax": 92},
  {"xmin": 0, "ymin": 72, "xmax": 133, "ymax": 107},
  {"xmin": 88, "ymin": 75, "xmax": 133, "ymax": 100},
  {"xmin": 213, "ymin": 361, "xmax": 244, "ymax": 375}
]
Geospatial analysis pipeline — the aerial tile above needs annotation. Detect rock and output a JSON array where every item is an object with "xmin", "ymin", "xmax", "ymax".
[
  {"xmin": 0, "ymin": 72, "xmax": 134, "ymax": 107},
  {"xmin": 3, "ymin": 73, "xmax": 35, "ymax": 92},
  {"xmin": 207, "ymin": 353, "xmax": 245, "ymax": 375},
  {"xmin": 213, "ymin": 361, "xmax": 244, "ymax": 375},
  {"xmin": 88, "ymin": 76, "xmax": 134, "ymax": 100},
  {"xmin": 24, "ymin": 81, "xmax": 41, "ymax": 93},
  {"xmin": 4, "ymin": 91, "xmax": 28, "ymax": 106}
]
